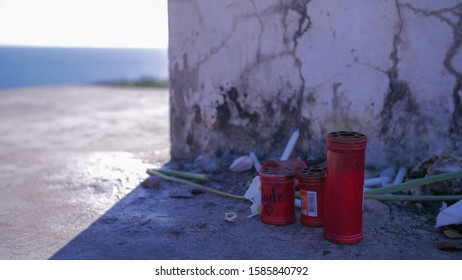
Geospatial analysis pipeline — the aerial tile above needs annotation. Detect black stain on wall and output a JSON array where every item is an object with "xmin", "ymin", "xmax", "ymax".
[
  {"xmin": 380, "ymin": 80, "xmax": 418, "ymax": 135},
  {"xmin": 449, "ymin": 81, "xmax": 462, "ymax": 146},
  {"xmin": 227, "ymin": 87, "xmax": 238, "ymax": 101},
  {"xmin": 260, "ymin": 90, "xmax": 314, "ymax": 158},
  {"xmin": 193, "ymin": 105, "xmax": 202, "ymax": 124},
  {"xmin": 264, "ymin": 102, "xmax": 276, "ymax": 119},
  {"xmin": 170, "ymin": 54, "xmax": 200, "ymax": 158},
  {"xmin": 186, "ymin": 132, "xmax": 194, "ymax": 148},
  {"xmin": 271, "ymin": 127, "xmax": 288, "ymax": 148},
  {"xmin": 380, "ymin": 80, "xmax": 427, "ymax": 164},
  {"xmin": 280, "ymin": 0, "xmax": 313, "ymax": 47},
  {"xmin": 210, "ymin": 85, "xmax": 315, "ymax": 159},
  {"xmin": 227, "ymin": 87, "xmax": 260, "ymax": 123},
  {"xmin": 291, "ymin": 0, "xmax": 312, "ymax": 47},
  {"xmin": 216, "ymin": 98, "xmax": 231, "ymax": 130},
  {"xmin": 214, "ymin": 86, "xmax": 260, "ymax": 131}
]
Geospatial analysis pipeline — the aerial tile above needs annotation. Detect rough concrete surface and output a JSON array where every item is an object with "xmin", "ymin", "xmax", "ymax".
[{"xmin": 0, "ymin": 86, "xmax": 461, "ymax": 260}]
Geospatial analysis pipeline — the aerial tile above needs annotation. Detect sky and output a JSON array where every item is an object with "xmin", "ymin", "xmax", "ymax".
[{"xmin": 0, "ymin": 0, "xmax": 168, "ymax": 49}]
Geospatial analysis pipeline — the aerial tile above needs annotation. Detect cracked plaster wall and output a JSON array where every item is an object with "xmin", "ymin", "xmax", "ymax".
[{"xmin": 168, "ymin": 0, "xmax": 462, "ymax": 167}]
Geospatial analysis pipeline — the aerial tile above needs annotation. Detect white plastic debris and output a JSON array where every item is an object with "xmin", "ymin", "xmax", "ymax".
[
  {"xmin": 435, "ymin": 199, "xmax": 462, "ymax": 228},
  {"xmin": 380, "ymin": 167, "xmax": 396, "ymax": 179},
  {"xmin": 229, "ymin": 155, "xmax": 253, "ymax": 172},
  {"xmin": 294, "ymin": 199, "xmax": 301, "ymax": 209},
  {"xmin": 225, "ymin": 212, "xmax": 237, "ymax": 223},
  {"xmin": 440, "ymin": 201, "xmax": 448, "ymax": 212},
  {"xmin": 244, "ymin": 176, "xmax": 261, "ymax": 217},
  {"xmin": 379, "ymin": 167, "xmax": 396, "ymax": 186},
  {"xmin": 365, "ymin": 167, "xmax": 407, "ymax": 192},
  {"xmin": 280, "ymin": 129, "xmax": 300, "ymax": 161}
]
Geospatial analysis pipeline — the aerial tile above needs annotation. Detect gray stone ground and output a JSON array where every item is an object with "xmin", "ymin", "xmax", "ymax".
[{"xmin": 0, "ymin": 86, "xmax": 460, "ymax": 260}]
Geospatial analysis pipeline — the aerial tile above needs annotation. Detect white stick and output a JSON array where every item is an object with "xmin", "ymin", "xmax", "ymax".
[
  {"xmin": 393, "ymin": 166, "xmax": 407, "ymax": 185},
  {"xmin": 280, "ymin": 129, "xmax": 300, "ymax": 161},
  {"xmin": 249, "ymin": 151, "xmax": 261, "ymax": 172},
  {"xmin": 364, "ymin": 177, "xmax": 390, "ymax": 187}
]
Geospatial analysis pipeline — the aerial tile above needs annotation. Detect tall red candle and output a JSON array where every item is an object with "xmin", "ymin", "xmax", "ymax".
[{"xmin": 323, "ymin": 131, "xmax": 368, "ymax": 244}]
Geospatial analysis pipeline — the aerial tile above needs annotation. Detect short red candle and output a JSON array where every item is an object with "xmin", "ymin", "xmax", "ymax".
[
  {"xmin": 298, "ymin": 167, "xmax": 326, "ymax": 227},
  {"xmin": 259, "ymin": 166, "xmax": 296, "ymax": 225}
]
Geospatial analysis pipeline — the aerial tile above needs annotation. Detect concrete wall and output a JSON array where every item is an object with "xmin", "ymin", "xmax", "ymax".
[{"xmin": 168, "ymin": 0, "xmax": 462, "ymax": 167}]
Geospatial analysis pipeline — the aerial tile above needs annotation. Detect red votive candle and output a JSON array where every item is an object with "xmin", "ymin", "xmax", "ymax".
[
  {"xmin": 298, "ymin": 167, "xmax": 326, "ymax": 227},
  {"xmin": 259, "ymin": 166, "xmax": 296, "ymax": 225},
  {"xmin": 323, "ymin": 131, "xmax": 368, "ymax": 244}
]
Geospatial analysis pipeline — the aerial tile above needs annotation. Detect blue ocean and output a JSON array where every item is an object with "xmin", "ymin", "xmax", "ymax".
[{"xmin": 0, "ymin": 46, "xmax": 168, "ymax": 89}]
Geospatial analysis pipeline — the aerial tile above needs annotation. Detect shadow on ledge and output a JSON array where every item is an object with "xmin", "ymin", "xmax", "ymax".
[
  {"xmin": 50, "ymin": 165, "xmax": 460, "ymax": 260},
  {"xmin": 50, "ymin": 178, "xmax": 259, "ymax": 260}
]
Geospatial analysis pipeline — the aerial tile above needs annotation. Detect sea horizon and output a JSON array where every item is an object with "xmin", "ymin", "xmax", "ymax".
[{"xmin": 0, "ymin": 45, "xmax": 169, "ymax": 90}]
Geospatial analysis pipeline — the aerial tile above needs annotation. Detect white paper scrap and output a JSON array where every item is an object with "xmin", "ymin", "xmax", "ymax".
[
  {"xmin": 435, "ymin": 199, "xmax": 462, "ymax": 228},
  {"xmin": 245, "ymin": 176, "xmax": 261, "ymax": 217}
]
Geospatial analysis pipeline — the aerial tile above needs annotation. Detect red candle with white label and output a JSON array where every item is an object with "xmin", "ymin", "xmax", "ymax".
[{"xmin": 298, "ymin": 167, "xmax": 326, "ymax": 227}]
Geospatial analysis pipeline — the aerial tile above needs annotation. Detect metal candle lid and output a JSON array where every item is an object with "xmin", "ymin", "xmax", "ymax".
[
  {"xmin": 326, "ymin": 131, "xmax": 367, "ymax": 150},
  {"xmin": 259, "ymin": 166, "xmax": 296, "ymax": 180},
  {"xmin": 298, "ymin": 167, "xmax": 326, "ymax": 179}
]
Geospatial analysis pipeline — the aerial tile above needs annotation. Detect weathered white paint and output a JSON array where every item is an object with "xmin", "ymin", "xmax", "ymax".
[{"xmin": 168, "ymin": 0, "xmax": 462, "ymax": 167}]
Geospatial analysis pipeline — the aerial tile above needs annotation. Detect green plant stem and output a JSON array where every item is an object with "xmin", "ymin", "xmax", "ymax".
[
  {"xmin": 147, "ymin": 168, "xmax": 208, "ymax": 182},
  {"xmin": 364, "ymin": 194, "xmax": 462, "ymax": 201},
  {"xmin": 365, "ymin": 171, "xmax": 462, "ymax": 195},
  {"xmin": 148, "ymin": 169, "xmax": 248, "ymax": 201}
]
